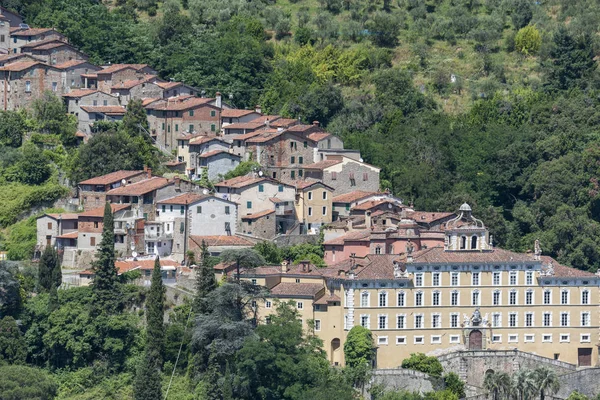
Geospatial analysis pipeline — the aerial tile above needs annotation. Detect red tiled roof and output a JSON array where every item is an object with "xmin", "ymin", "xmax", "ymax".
[
  {"xmin": 215, "ymin": 175, "xmax": 265, "ymax": 189},
  {"xmin": 53, "ymin": 59, "xmax": 91, "ymax": 69},
  {"xmin": 79, "ymin": 170, "xmax": 144, "ymax": 185},
  {"xmin": 0, "ymin": 61, "xmax": 44, "ymax": 72},
  {"xmin": 63, "ymin": 89, "xmax": 98, "ymax": 98},
  {"xmin": 106, "ymin": 177, "xmax": 170, "ymax": 196},
  {"xmin": 11, "ymin": 28, "xmax": 58, "ymax": 36},
  {"xmin": 411, "ymin": 246, "xmax": 537, "ymax": 264},
  {"xmin": 245, "ymin": 131, "xmax": 283, "ymax": 144},
  {"xmin": 269, "ymin": 282, "xmax": 324, "ymax": 297},
  {"xmin": 540, "ymin": 256, "xmax": 596, "ymax": 278},
  {"xmin": 291, "ymin": 179, "xmax": 333, "ymax": 191},
  {"xmin": 332, "ymin": 191, "xmax": 379, "ymax": 203},
  {"xmin": 34, "ymin": 41, "xmax": 78, "ymax": 51},
  {"xmin": 241, "ymin": 209, "xmax": 274, "ymax": 220},
  {"xmin": 155, "ymin": 81, "xmax": 182, "ymax": 90},
  {"xmin": 146, "ymin": 97, "xmax": 215, "ymax": 111},
  {"xmin": 80, "ymin": 105, "xmax": 126, "ymax": 115},
  {"xmin": 188, "ymin": 135, "xmax": 225, "ymax": 145},
  {"xmin": 229, "ymin": 130, "xmax": 272, "ymax": 141},
  {"xmin": 115, "ymin": 258, "xmax": 179, "ymax": 273},
  {"xmin": 142, "ymin": 98, "xmax": 160, "ymax": 107},
  {"xmin": 46, "ymin": 213, "xmax": 79, "ymax": 220},
  {"xmin": 224, "ymin": 121, "xmax": 266, "ymax": 130},
  {"xmin": 78, "ymin": 203, "xmax": 130, "ymax": 218},
  {"xmin": 323, "ymin": 230, "xmax": 371, "ymax": 245},
  {"xmin": 221, "ymin": 109, "xmax": 258, "ymax": 118},
  {"xmin": 303, "ymin": 159, "xmax": 342, "ymax": 170},
  {"xmin": 307, "ymin": 132, "xmax": 331, "ymax": 142},
  {"xmin": 157, "ymin": 193, "xmax": 209, "ymax": 205},
  {"xmin": 199, "ymin": 150, "xmax": 240, "ymax": 159},
  {"xmin": 189, "ymin": 235, "xmax": 254, "ymax": 248},
  {"xmin": 111, "ymin": 75, "xmax": 157, "ymax": 90},
  {"xmin": 99, "ymin": 64, "xmax": 149, "ymax": 74},
  {"xmin": 352, "ymin": 199, "xmax": 402, "ymax": 211},
  {"xmin": 56, "ymin": 231, "xmax": 78, "ymax": 239},
  {"xmin": 314, "ymin": 293, "xmax": 341, "ymax": 304},
  {"xmin": 75, "ymin": 130, "xmax": 86, "ymax": 138},
  {"xmin": 270, "ymin": 118, "xmax": 298, "ymax": 128},
  {"xmin": 0, "ymin": 53, "xmax": 41, "ymax": 63},
  {"xmin": 405, "ymin": 211, "xmax": 455, "ymax": 224}
]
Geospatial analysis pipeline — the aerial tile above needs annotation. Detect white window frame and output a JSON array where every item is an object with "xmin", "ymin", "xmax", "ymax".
[
  {"xmin": 432, "ymin": 272, "xmax": 441, "ymax": 286},
  {"xmin": 397, "ymin": 291, "xmax": 405, "ymax": 307},
  {"xmin": 509, "ymin": 290, "xmax": 518, "ymax": 305},
  {"xmin": 543, "ymin": 312, "xmax": 552, "ymax": 327},
  {"xmin": 509, "ymin": 271, "xmax": 518, "ymax": 286},
  {"xmin": 493, "ymin": 271, "xmax": 501, "ymax": 286},
  {"xmin": 560, "ymin": 311, "xmax": 570, "ymax": 327},
  {"xmin": 471, "ymin": 290, "xmax": 480, "ymax": 306},
  {"xmin": 360, "ymin": 291, "xmax": 369, "ymax": 307},
  {"xmin": 525, "ymin": 289, "xmax": 534, "ymax": 305},
  {"xmin": 451, "ymin": 271, "xmax": 460, "ymax": 286},
  {"xmin": 431, "ymin": 313, "xmax": 441, "ymax": 328},
  {"xmin": 508, "ymin": 334, "xmax": 518, "ymax": 343},
  {"xmin": 524, "ymin": 334, "xmax": 535, "ymax": 343},
  {"xmin": 525, "ymin": 312, "xmax": 534, "ymax": 327},
  {"xmin": 432, "ymin": 290, "xmax": 441, "ymax": 306},
  {"xmin": 580, "ymin": 333, "xmax": 591, "ymax": 343},
  {"xmin": 378, "ymin": 291, "xmax": 388, "ymax": 307},
  {"xmin": 297, "ymin": 301, "xmax": 304, "ymax": 310},
  {"xmin": 450, "ymin": 313, "xmax": 459, "ymax": 328},
  {"xmin": 451, "ymin": 290, "xmax": 459, "ymax": 306},
  {"xmin": 493, "ymin": 290, "xmax": 501, "ymax": 306},
  {"xmin": 491, "ymin": 334, "xmax": 502, "ymax": 343},
  {"xmin": 581, "ymin": 311, "xmax": 590, "ymax": 327},
  {"xmin": 509, "ymin": 312, "xmax": 518, "ymax": 327},
  {"xmin": 377, "ymin": 336, "xmax": 388, "ymax": 345},
  {"xmin": 315, "ymin": 320, "xmax": 321, "ymax": 331},
  {"xmin": 582, "ymin": 289, "xmax": 590, "ymax": 305},
  {"xmin": 431, "ymin": 335, "xmax": 442, "ymax": 344},
  {"xmin": 561, "ymin": 289, "xmax": 570, "ymax": 305},
  {"xmin": 396, "ymin": 336, "xmax": 407, "ymax": 345},
  {"xmin": 449, "ymin": 335, "xmax": 460, "ymax": 344},
  {"xmin": 472, "ymin": 272, "xmax": 480, "ymax": 286},
  {"xmin": 415, "ymin": 291, "xmax": 423, "ymax": 306},
  {"xmin": 265, "ymin": 300, "xmax": 272, "ymax": 309},
  {"xmin": 360, "ymin": 314, "xmax": 370, "ymax": 329},
  {"xmin": 559, "ymin": 333, "xmax": 570, "ymax": 343},
  {"xmin": 396, "ymin": 314, "xmax": 406, "ymax": 329},
  {"xmin": 414, "ymin": 314, "xmax": 423, "ymax": 329},
  {"xmin": 415, "ymin": 273, "xmax": 424, "ymax": 287},
  {"xmin": 378, "ymin": 314, "xmax": 388, "ymax": 330},
  {"xmin": 543, "ymin": 289, "xmax": 552, "ymax": 305},
  {"xmin": 526, "ymin": 271, "xmax": 534, "ymax": 285},
  {"xmin": 414, "ymin": 335, "xmax": 424, "ymax": 345},
  {"xmin": 492, "ymin": 312, "xmax": 502, "ymax": 328},
  {"xmin": 542, "ymin": 334, "xmax": 553, "ymax": 343}
]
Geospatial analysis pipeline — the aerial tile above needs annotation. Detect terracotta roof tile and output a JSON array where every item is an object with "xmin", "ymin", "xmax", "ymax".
[
  {"xmin": 45, "ymin": 213, "xmax": 79, "ymax": 220},
  {"xmin": 303, "ymin": 159, "xmax": 342, "ymax": 170},
  {"xmin": 111, "ymin": 75, "xmax": 157, "ymax": 90},
  {"xmin": 286, "ymin": 124, "xmax": 317, "ymax": 133},
  {"xmin": 224, "ymin": 121, "xmax": 267, "ymax": 130},
  {"xmin": 269, "ymin": 282, "xmax": 324, "ymax": 297},
  {"xmin": 78, "ymin": 204, "xmax": 130, "ymax": 218},
  {"xmin": 0, "ymin": 61, "xmax": 44, "ymax": 72},
  {"xmin": 79, "ymin": 170, "xmax": 145, "ymax": 185},
  {"xmin": 411, "ymin": 246, "xmax": 537, "ymax": 264},
  {"xmin": 291, "ymin": 179, "xmax": 333, "ymax": 191},
  {"xmin": 332, "ymin": 191, "xmax": 379, "ymax": 203},
  {"xmin": 229, "ymin": 130, "xmax": 272, "ymax": 141},
  {"xmin": 99, "ymin": 64, "xmax": 149, "ymax": 74},
  {"xmin": 199, "ymin": 149, "xmax": 240, "ymax": 159},
  {"xmin": 188, "ymin": 135, "xmax": 226, "ymax": 145},
  {"xmin": 540, "ymin": 256, "xmax": 596, "ymax": 278},
  {"xmin": 63, "ymin": 89, "xmax": 98, "ymax": 98},
  {"xmin": 106, "ymin": 177, "xmax": 170, "ymax": 196},
  {"xmin": 33, "ymin": 41, "xmax": 78, "ymax": 51},
  {"xmin": 241, "ymin": 209, "xmax": 274, "ymax": 220},
  {"xmin": 53, "ymin": 59, "xmax": 91, "ymax": 69},
  {"xmin": 157, "ymin": 193, "xmax": 211, "ymax": 205},
  {"xmin": 142, "ymin": 98, "xmax": 160, "ymax": 107},
  {"xmin": 352, "ymin": 199, "xmax": 403, "ymax": 211},
  {"xmin": 146, "ymin": 97, "xmax": 215, "ymax": 111},
  {"xmin": 314, "ymin": 293, "xmax": 341, "ymax": 304},
  {"xmin": 323, "ymin": 230, "xmax": 371, "ymax": 245},
  {"xmin": 307, "ymin": 132, "xmax": 331, "ymax": 142},
  {"xmin": 221, "ymin": 109, "xmax": 259, "ymax": 118},
  {"xmin": 155, "ymin": 81, "xmax": 182, "ymax": 90},
  {"xmin": 270, "ymin": 118, "xmax": 298, "ymax": 128},
  {"xmin": 80, "ymin": 105, "xmax": 126, "ymax": 115},
  {"xmin": 56, "ymin": 231, "xmax": 78, "ymax": 239},
  {"xmin": 189, "ymin": 235, "xmax": 254, "ymax": 248},
  {"xmin": 12, "ymin": 28, "xmax": 58, "ymax": 36},
  {"xmin": 405, "ymin": 211, "xmax": 455, "ymax": 224},
  {"xmin": 115, "ymin": 258, "xmax": 179, "ymax": 273},
  {"xmin": 215, "ymin": 175, "xmax": 265, "ymax": 189}
]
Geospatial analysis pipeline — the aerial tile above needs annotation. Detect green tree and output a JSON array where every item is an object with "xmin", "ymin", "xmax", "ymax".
[
  {"xmin": 146, "ymin": 256, "xmax": 166, "ymax": 367},
  {"xmin": 192, "ymin": 240, "xmax": 217, "ymax": 315},
  {"xmin": 401, "ymin": 353, "xmax": 443, "ymax": 377},
  {"xmin": 133, "ymin": 350, "xmax": 163, "ymax": 400},
  {"xmin": 0, "ymin": 316, "xmax": 26, "ymax": 364},
  {"xmin": 510, "ymin": 0, "xmax": 533, "ymax": 29},
  {"xmin": 545, "ymin": 27, "xmax": 596, "ymax": 91},
  {"xmin": 567, "ymin": 391, "xmax": 589, "ymax": 400},
  {"xmin": 534, "ymin": 366, "xmax": 560, "ymax": 400},
  {"xmin": 38, "ymin": 245, "xmax": 61, "ymax": 293},
  {"xmin": 0, "ymin": 111, "xmax": 26, "ymax": 148},
  {"xmin": 343, "ymin": 326, "xmax": 374, "ymax": 369},
  {"xmin": 512, "ymin": 369, "xmax": 536, "ymax": 400},
  {"xmin": 0, "ymin": 263, "xmax": 21, "ymax": 317},
  {"xmin": 122, "ymin": 99, "xmax": 151, "ymax": 142},
  {"xmin": 220, "ymin": 248, "xmax": 265, "ymax": 281},
  {"xmin": 0, "ymin": 365, "xmax": 57, "ymax": 400},
  {"xmin": 515, "ymin": 25, "xmax": 541, "ymax": 55},
  {"xmin": 31, "ymin": 91, "xmax": 77, "ymax": 145},
  {"xmin": 9, "ymin": 143, "xmax": 52, "ymax": 185},
  {"xmin": 366, "ymin": 12, "xmax": 401, "ymax": 47},
  {"xmin": 483, "ymin": 370, "xmax": 511, "ymax": 400},
  {"xmin": 254, "ymin": 241, "xmax": 283, "ymax": 264},
  {"xmin": 443, "ymin": 372, "xmax": 465, "ymax": 399},
  {"xmin": 91, "ymin": 203, "xmax": 121, "ymax": 315},
  {"xmin": 222, "ymin": 161, "xmax": 262, "ymax": 180}
]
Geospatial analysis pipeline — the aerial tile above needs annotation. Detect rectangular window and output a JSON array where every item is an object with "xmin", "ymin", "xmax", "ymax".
[
  {"xmin": 331, "ymin": 171, "xmax": 337, "ymax": 180},
  {"xmin": 492, "ymin": 335, "xmax": 502, "ymax": 343},
  {"xmin": 544, "ymin": 290, "xmax": 552, "ymax": 305},
  {"xmin": 510, "ymin": 291, "xmax": 517, "ymax": 305},
  {"xmin": 543, "ymin": 312, "xmax": 552, "ymax": 327},
  {"xmin": 414, "ymin": 315, "xmax": 423, "ymax": 329},
  {"xmin": 510, "ymin": 271, "xmax": 518, "ymax": 285},
  {"xmin": 508, "ymin": 334, "xmax": 518, "ymax": 343},
  {"xmin": 493, "ymin": 291, "xmax": 501, "ymax": 306},
  {"xmin": 560, "ymin": 312, "xmax": 569, "ymax": 327},
  {"xmin": 189, "ymin": 124, "xmax": 194, "ymax": 132},
  {"xmin": 450, "ymin": 314, "xmax": 459, "ymax": 328},
  {"xmin": 196, "ymin": 206, "xmax": 202, "ymax": 213},
  {"xmin": 175, "ymin": 124, "xmax": 179, "ymax": 132},
  {"xmin": 298, "ymin": 156, "xmax": 303, "ymax": 164},
  {"xmin": 581, "ymin": 312, "xmax": 590, "ymax": 327},
  {"xmin": 25, "ymin": 81, "xmax": 31, "ymax": 92},
  {"xmin": 225, "ymin": 206, "xmax": 230, "ymax": 215},
  {"xmin": 581, "ymin": 334, "xmax": 591, "ymax": 343},
  {"xmin": 278, "ymin": 185, "xmax": 284, "ymax": 192},
  {"xmin": 297, "ymin": 302, "xmax": 303, "ymax": 310},
  {"xmin": 415, "ymin": 292, "xmax": 423, "ymax": 306},
  {"xmin": 432, "ymin": 314, "xmax": 440, "ymax": 328},
  {"xmin": 265, "ymin": 300, "xmax": 271, "ymax": 308},
  {"xmin": 379, "ymin": 292, "xmax": 387, "ymax": 307},
  {"xmin": 396, "ymin": 315, "xmax": 405, "ymax": 329},
  {"xmin": 52, "ymin": 82, "xmax": 57, "ymax": 92},
  {"xmin": 526, "ymin": 291, "xmax": 533, "ymax": 305},
  {"xmin": 189, "ymin": 110, "xmax": 194, "ymax": 116},
  {"xmin": 90, "ymin": 237, "xmax": 96, "ymax": 246},
  {"xmin": 542, "ymin": 334, "xmax": 552, "ymax": 343},
  {"xmin": 180, "ymin": 205, "xmax": 185, "ymax": 214},
  {"xmin": 47, "ymin": 222, "xmax": 53, "ymax": 229},
  {"xmin": 524, "ymin": 334, "xmax": 534, "ymax": 343},
  {"xmin": 432, "ymin": 291, "xmax": 440, "ymax": 306},
  {"xmin": 561, "ymin": 290, "xmax": 569, "ymax": 305},
  {"xmin": 415, "ymin": 273, "xmax": 423, "ymax": 287},
  {"xmin": 472, "ymin": 291, "xmax": 479, "ymax": 306},
  {"xmin": 322, "ymin": 191, "xmax": 327, "ymax": 200},
  {"xmin": 526, "ymin": 271, "xmax": 534, "ymax": 285},
  {"xmin": 493, "ymin": 271, "xmax": 501, "ymax": 285},
  {"xmin": 246, "ymin": 201, "xmax": 252, "ymax": 209},
  {"xmin": 360, "ymin": 293, "xmax": 369, "ymax": 307},
  {"xmin": 431, "ymin": 335, "xmax": 442, "ymax": 344},
  {"xmin": 432, "ymin": 272, "xmax": 440, "ymax": 286},
  {"xmin": 308, "ymin": 191, "xmax": 313, "ymax": 200},
  {"xmin": 397, "ymin": 292, "xmax": 405, "ymax": 307},
  {"xmin": 493, "ymin": 313, "xmax": 501, "ymax": 327},
  {"xmin": 451, "ymin": 291, "xmax": 459, "ymax": 306},
  {"xmin": 525, "ymin": 312, "xmax": 533, "ymax": 327},
  {"xmin": 258, "ymin": 184, "xmax": 264, "ymax": 192},
  {"xmin": 314, "ymin": 320, "xmax": 321, "ymax": 331},
  {"xmin": 291, "ymin": 171, "xmax": 295, "ymax": 179},
  {"xmin": 225, "ymin": 222, "xmax": 231, "ymax": 231},
  {"xmin": 363, "ymin": 172, "xmax": 368, "ymax": 181},
  {"xmin": 451, "ymin": 272, "xmax": 459, "ymax": 286},
  {"xmin": 472, "ymin": 272, "xmax": 480, "ymax": 286},
  {"xmin": 378, "ymin": 315, "xmax": 387, "ymax": 330},
  {"xmin": 509, "ymin": 313, "xmax": 517, "ymax": 327},
  {"xmin": 308, "ymin": 207, "xmax": 312, "ymax": 216},
  {"xmin": 211, "ymin": 124, "xmax": 216, "ymax": 132},
  {"xmin": 210, "ymin": 110, "xmax": 216, "ymax": 117},
  {"xmin": 377, "ymin": 336, "xmax": 388, "ymax": 345},
  {"xmin": 322, "ymin": 206, "xmax": 327, "ymax": 216},
  {"xmin": 560, "ymin": 334, "xmax": 570, "ymax": 343},
  {"xmin": 290, "ymin": 156, "xmax": 295, "ymax": 164},
  {"xmin": 414, "ymin": 336, "xmax": 424, "ymax": 345},
  {"xmin": 396, "ymin": 336, "xmax": 406, "ymax": 345},
  {"xmin": 161, "ymin": 205, "xmax": 166, "ymax": 213},
  {"xmin": 582, "ymin": 290, "xmax": 590, "ymax": 305}
]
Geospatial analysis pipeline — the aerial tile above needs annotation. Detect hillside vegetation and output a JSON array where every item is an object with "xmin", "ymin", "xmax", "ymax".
[{"xmin": 2, "ymin": 0, "xmax": 600, "ymax": 272}]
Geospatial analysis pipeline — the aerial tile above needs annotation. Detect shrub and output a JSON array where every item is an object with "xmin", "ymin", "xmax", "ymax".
[
  {"xmin": 401, "ymin": 353, "xmax": 443, "ymax": 377},
  {"xmin": 515, "ymin": 25, "xmax": 541, "ymax": 55}
]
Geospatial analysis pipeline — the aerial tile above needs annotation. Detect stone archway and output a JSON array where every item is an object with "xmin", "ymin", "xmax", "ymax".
[{"xmin": 469, "ymin": 330, "xmax": 483, "ymax": 350}]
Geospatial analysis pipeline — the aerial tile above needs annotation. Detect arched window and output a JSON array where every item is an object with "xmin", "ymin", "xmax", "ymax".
[
  {"xmin": 397, "ymin": 291, "xmax": 405, "ymax": 307},
  {"xmin": 360, "ymin": 291, "xmax": 369, "ymax": 307},
  {"xmin": 471, "ymin": 235, "xmax": 478, "ymax": 249},
  {"xmin": 415, "ymin": 291, "xmax": 423, "ymax": 306},
  {"xmin": 379, "ymin": 291, "xmax": 388, "ymax": 307},
  {"xmin": 460, "ymin": 236, "xmax": 467, "ymax": 249},
  {"xmin": 432, "ymin": 290, "xmax": 441, "ymax": 306}
]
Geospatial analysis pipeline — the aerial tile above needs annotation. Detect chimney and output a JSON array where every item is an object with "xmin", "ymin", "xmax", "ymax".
[
  {"xmin": 281, "ymin": 260, "xmax": 288, "ymax": 274},
  {"xmin": 255, "ymin": 104, "xmax": 262, "ymax": 114},
  {"xmin": 265, "ymin": 118, "xmax": 270, "ymax": 128},
  {"xmin": 365, "ymin": 210, "xmax": 372, "ymax": 228},
  {"xmin": 215, "ymin": 92, "xmax": 222, "ymax": 109},
  {"xmin": 300, "ymin": 260, "xmax": 309, "ymax": 272},
  {"xmin": 312, "ymin": 121, "xmax": 319, "ymax": 127},
  {"xmin": 346, "ymin": 218, "xmax": 353, "ymax": 231},
  {"xmin": 174, "ymin": 176, "xmax": 180, "ymax": 187},
  {"xmin": 146, "ymin": 168, "xmax": 152, "ymax": 179}
]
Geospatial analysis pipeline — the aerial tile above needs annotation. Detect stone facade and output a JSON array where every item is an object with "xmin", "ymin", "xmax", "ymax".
[
  {"xmin": 64, "ymin": 90, "xmax": 121, "ymax": 134},
  {"xmin": 10, "ymin": 29, "xmax": 65, "ymax": 53},
  {"xmin": 58, "ymin": 61, "xmax": 101, "ymax": 90},
  {"xmin": 305, "ymin": 156, "xmax": 380, "ymax": 196},
  {"xmin": 240, "ymin": 211, "xmax": 277, "ymax": 239},
  {"xmin": 0, "ymin": 63, "xmax": 64, "ymax": 110},
  {"xmin": 95, "ymin": 65, "xmax": 157, "ymax": 93},
  {"xmin": 24, "ymin": 43, "xmax": 88, "ymax": 65},
  {"xmin": 111, "ymin": 79, "xmax": 164, "ymax": 106}
]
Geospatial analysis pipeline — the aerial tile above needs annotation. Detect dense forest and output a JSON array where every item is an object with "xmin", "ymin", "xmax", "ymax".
[{"xmin": 1, "ymin": 0, "xmax": 600, "ymax": 272}]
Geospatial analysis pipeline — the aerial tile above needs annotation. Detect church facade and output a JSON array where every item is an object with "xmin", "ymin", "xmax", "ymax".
[{"xmin": 240, "ymin": 204, "xmax": 600, "ymax": 368}]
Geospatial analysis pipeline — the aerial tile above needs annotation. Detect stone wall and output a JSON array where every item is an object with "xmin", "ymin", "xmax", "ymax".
[
  {"xmin": 557, "ymin": 368, "xmax": 600, "ymax": 398},
  {"xmin": 370, "ymin": 369, "xmax": 441, "ymax": 397}
]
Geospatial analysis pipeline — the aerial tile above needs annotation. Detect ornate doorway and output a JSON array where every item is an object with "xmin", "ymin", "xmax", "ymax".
[{"xmin": 469, "ymin": 330, "xmax": 483, "ymax": 350}]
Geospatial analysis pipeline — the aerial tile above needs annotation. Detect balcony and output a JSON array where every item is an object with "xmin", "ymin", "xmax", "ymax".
[{"xmin": 145, "ymin": 231, "xmax": 173, "ymax": 241}]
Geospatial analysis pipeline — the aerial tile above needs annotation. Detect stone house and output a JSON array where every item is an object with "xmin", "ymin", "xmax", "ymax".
[
  {"xmin": 223, "ymin": 115, "xmax": 281, "ymax": 136},
  {"xmin": 214, "ymin": 175, "xmax": 296, "ymax": 229},
  {"xmin": 78, "ymin": 169, "xmax": 147, "ymax": 211},
  {"xmin": 0, "ymin": 61, "xmax": 64, "ymax": 110},
  {"xmin": 77, "ymin": 203, "xmax": 131, "ymax": 252},
  {"xmin": 293, "ymin": 180, "xmax": 334, "ymax": 233},
  {"xmin": 35, "ymin": 213, "xmax": 79, "ymax": 249},
  {"xmin": 63, "ymin": 89, "xmax": 121, "ymax": 133},
  {"xmin": 110, "ymin": 75, "xmax": 165, "ymax": 106},
  {"xmin": 198, "ymin": 150, "xmax": 241, "ymax": 181},
  {"xmin": 331, "ymin": 190, "xmax": 383, "ymax": 219},
  {"xmin": 0, "ymin": 7, "xmax": 23, "ymax": 27},
  {"xmin": 146, "ymin": 97, "xmax": 221, "ymax": 152},
  {"xmin": 240, "ymin": 209, "xmax": 277, "ymax": 239},
  {"xmin": 9, "ymin": 28, "xmax": 65, "ymax": 53},
  {"xmin": 79, "ymin": 105, "xmax": 126, "ymax": 129},
  {"xmin": 246, "ymin": 130, "xmax": 317, "ymax": 182},
  {"xmin": 308, "ymin": 132, "xmax": 346, "ymax": 162},
  {"xmin": 303, "ymin": 155, "xmax": 380, "ymax": 195},
  {"xmin": 221, "ymin": 108, "xmax": 262, "ymax": 128},
  {"xmin": 94, "ymin": 64, "xmax": 157, "ymax": 93},
  {"xmin": 0, "ymin": 53, "xmax": 42, "ymax": 66},
  {"xmin": 56, "ymin": 60, "xmax": 101, "ymax": 90},
  {"xmin": 188, "ymin": 234, "xmax": 254, "ymax": 257},
  {"xmin": 0, "ymin": 15, "xmax": 10, "ymax": 54},
  {"xmin": 21, "ymin": 40, "xmax": 88, "ymax": 65},
  {"xmin": 156, "ymin": 81, "xmax": 198, "ymax": 98}
]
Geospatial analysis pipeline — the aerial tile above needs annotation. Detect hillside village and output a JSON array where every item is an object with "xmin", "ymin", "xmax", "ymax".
[{"xmin": 4, "ymin": 3, "xmax": 600, "ymax": 399}]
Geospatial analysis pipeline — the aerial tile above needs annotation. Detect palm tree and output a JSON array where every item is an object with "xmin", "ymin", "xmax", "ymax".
[
  {"xmin": 483, "ymin": 370, "xmax": 511, "ymax": 400},
  {"xmin": 512, "ymin": 369, "xmax": 536, "ymax": 400},
  {"xmin": 534, "ymin": 367, "xmax": 560, "ymax": 400}
]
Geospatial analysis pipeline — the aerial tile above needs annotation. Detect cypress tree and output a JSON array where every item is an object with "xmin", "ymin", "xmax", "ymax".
[
  {"xmin": 91, "ymin": 203, "xmax": 121, "ymax": 315},
  {"xmin": 133, "ymin": 350, "xmax": 163, "ymax": 400},
  {"xmin": 192, "ymin": 240, "xmax": 217, "ymax": 315},
  {"xmin": 38, "ymin": 245, "xmax": 60, "ymax": 293},
  {"xmin": 47, "ymin": 283, "xmax": 59, "ymax": 313},
  {"xmin": 146, "ymin": 256, "xmax": 165, "ymax": 368}
]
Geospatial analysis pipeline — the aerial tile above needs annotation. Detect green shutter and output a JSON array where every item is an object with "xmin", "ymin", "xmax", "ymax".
[{"xmin": 211, "ymin": 124, "xmax": 216, "ymax": 132}]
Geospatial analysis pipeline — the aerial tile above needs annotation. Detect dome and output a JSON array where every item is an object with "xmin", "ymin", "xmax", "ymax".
[{"xmin": 459, "ymin": 203, "xmax": 472, "ymax": 212}]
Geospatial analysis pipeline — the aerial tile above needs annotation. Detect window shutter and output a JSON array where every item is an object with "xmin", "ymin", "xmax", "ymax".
[
  {"xmin": 363, "ymin": 173, "xmax": 368, "ymax": 181},
  {"xmin": 331, "ymin": 172, "xmax": 337, "ymax": 180},
  {"xmin": 349, "ymin": 172, "xmax": 355, "ymax": 179}
]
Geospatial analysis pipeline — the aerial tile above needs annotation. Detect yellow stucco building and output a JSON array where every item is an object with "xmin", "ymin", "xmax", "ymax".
[{"xmin": 240, "ymin": 204, "xmax": 600, "ymax": 368}]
